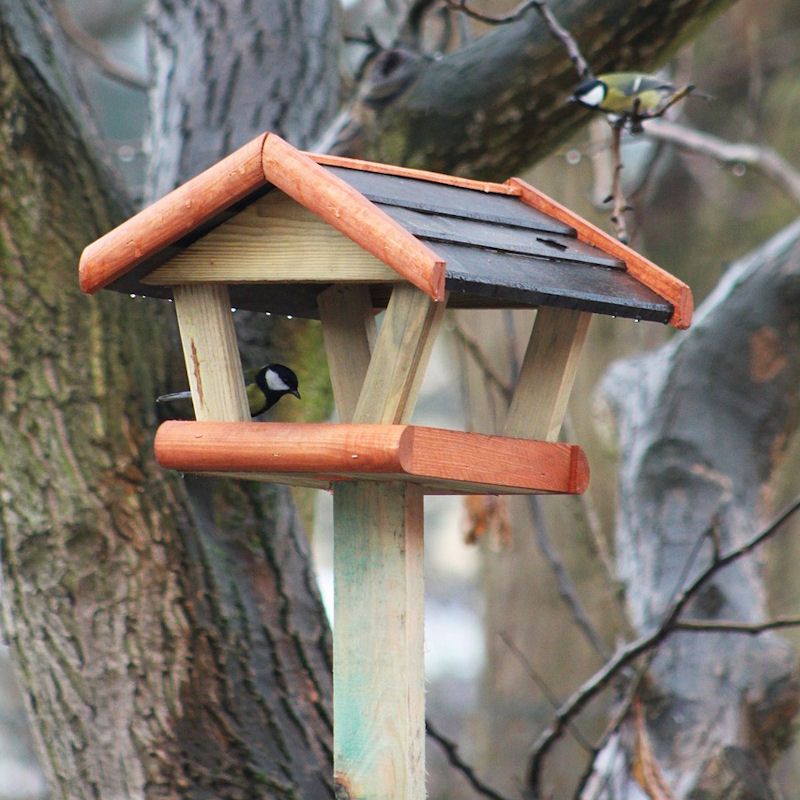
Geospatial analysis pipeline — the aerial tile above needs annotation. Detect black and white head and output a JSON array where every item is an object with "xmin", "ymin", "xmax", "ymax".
[
  {"xmin": 570, "ymin": 77, "xmax": 607, "ymax": 108},
  {"xmin": 256, "ymin": 363, "xmax": 301, "ymax": 410}
]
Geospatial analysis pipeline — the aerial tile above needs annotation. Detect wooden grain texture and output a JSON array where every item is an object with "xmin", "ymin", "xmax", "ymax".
[
  {"xmin": 262, "ymin": 133, "xmax": 446, "ymax": 301},
  {"xmin": 353, "ymin": 284, "xmax": 447, "ymax": 425},
  {"xmin": 310, "ymin": 151, "xmax": 518, "ymax": 195},
  {"xmin": 152, "ymin": 421, "xmax": 590, "ymax": 494},
  {"xmin": 172, "ymin": 284, "xmax": 249, "ymax": 421},
  {"xmin": 507, "ymin": 177, "xmax": 693, "ymax": 328},
  {"xmin": 504, "ymin": 307, "xmax": 591, "ymax": 442},
  {"xmin": 141, "ymin": 192, "xmax": 399, "ymax": 285},
  {"xmin": 79, "ymin": 133, "xmax": 267, "ymax": 294},
  {"xmin": 333, "ymin": 481, "xmax": 425, "ymax": 800},
  {"xmin": 318, "ymin": 285, "xmax": 376, "ymax": 423}
]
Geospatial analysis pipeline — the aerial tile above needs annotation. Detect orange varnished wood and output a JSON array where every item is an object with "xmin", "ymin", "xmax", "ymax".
[
  {"xmin": 262, "ymin": 134, "xmax": 446, "ymax": 301},
  {"xmin": 79, "ymin": 134, "xmax": 268, "ymax": 294},
  {"xmin": 507, "ymin": 177, "xmax": 694, "ymax": 329},
  {"xmin": 309, "ymin": 152, "xmax": 520, "ymax": 196},
  {"xmin": 154, "ymin": 421, "xmax": 589, "ymax": 495}
]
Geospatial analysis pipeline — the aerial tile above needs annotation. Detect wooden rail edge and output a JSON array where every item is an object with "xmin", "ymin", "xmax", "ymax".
[
  {"xmin": 154, "ymin": 421, "xmax": 589, "ymax": 496},
  {"xmin": 507, "ymin": 177, "xmax": 693, "ymax": 329},
  {"xmin": 262, "ymin": 134, "xmax": 446, "ymax": 301}
]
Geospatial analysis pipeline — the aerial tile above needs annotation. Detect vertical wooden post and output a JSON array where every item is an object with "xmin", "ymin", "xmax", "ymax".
[
  {"xmin": 333, "ymin": 482, "xmax": 425, "ymax": 799},
  {"xmin": 172, "ymin": 283, "xmax": 249, "ymax": 421},
  {"xmin": 332, "ymin": 285, "xmax": 446, "ymax": 798}
]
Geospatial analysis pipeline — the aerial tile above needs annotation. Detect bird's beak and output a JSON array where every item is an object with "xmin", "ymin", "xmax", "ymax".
[{"xmin": 291, "ymin": 389, "xmax": 301, "ymax": 399}]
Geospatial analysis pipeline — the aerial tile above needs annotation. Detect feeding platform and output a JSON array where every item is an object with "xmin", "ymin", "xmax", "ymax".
[{"xmin": 80, "ymin": 131, "xmax": 691, "ymax": 799}]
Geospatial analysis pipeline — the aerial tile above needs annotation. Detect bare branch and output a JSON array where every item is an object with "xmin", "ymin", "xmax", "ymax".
[
  {"xmin": 645, "ymin": 118, "xmax": 800, "ymax": 208},
  {"xmin": 527, "ymin": 495, "xmax": 611, "ymax": 659},
  {"xmin": 450, "ymin": 322, "xmax": 513, "ymax": 401},
  {"xmin": 530, "ymin": 1, "xmax": 592, "ymax": 80},
  {"xmin": 52, "ymin": 0, "xmax": 149, "ymax": 91},
  {"xmin": 674, "ymin": 616, "xmax": 800, "ymax": 635},
  {"xmin": 606, "ymin": 124, "xmax": 631, "ymax": 243},
  {"xmin": 443, "ymin": 0, "xmax": 539, "ymax": 25},
  {"xmin": 525, "ymin": 493, "xmax": 800, "ymax": 797},
  {"xmin": 499, "ymin": 630, "xmax": 595, "ymax": 752},
  {"xmin": 426, "ymin": 717, "xmax": 512, "ymax": 800}
]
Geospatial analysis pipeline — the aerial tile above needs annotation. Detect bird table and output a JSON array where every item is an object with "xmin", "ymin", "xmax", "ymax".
[{"xmin": 79, "ymin": 132, "xmax": 692, "ymax": 799}]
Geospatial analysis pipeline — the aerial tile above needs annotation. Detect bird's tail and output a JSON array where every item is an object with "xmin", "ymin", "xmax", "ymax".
[{"xmin": 156, "ymin": 390, "xmax": 193, "ymax": 404}]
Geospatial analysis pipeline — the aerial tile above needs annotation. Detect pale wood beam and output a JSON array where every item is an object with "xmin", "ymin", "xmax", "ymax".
[{"xmin": 504, "ymin": 306, "xmax": 591, "ymax": 442}]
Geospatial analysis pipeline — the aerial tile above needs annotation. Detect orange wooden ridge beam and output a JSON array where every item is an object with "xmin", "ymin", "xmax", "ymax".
[
  {"xmin": 262, "ymin": 134, "xmax": 446, "ymax": 301},
  {"xmin": 155, "ymin": 421, "xmax": 589, "ymax": 495}
]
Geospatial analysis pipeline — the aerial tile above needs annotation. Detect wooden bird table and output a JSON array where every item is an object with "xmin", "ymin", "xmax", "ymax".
[{"xmin": 79, "ymin": 132, "xmax": 692, "ymax": 799}]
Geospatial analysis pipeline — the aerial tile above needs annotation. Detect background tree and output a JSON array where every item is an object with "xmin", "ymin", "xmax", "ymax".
[{"xmin": 1, "ymin": 0, "xmax": 799, "ymax": 798}]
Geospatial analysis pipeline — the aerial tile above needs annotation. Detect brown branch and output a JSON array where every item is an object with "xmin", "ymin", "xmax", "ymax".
[
  {"xmin": 674, "ymin": 616, "xmax": 800, "ymax": 635},
  {"xmin": 450, "ymin": 322, "xmax": 513, "ymax": 401},
  {"xmin": 530, "ymin": 1, "xmax": 592, "ymax": 80},
  {"xmin": 607, "ymin": 123, "xmax": 631, "ymax": 243},
  {"xmin": 524, "ymin": 493, "xmax": 800, "ymax": 797},
  {"xmin": 499, "ymin": 631, "xmax": 595, "ymax": 752},
  {"xmin": 644, "ymin": 118, "xmax": 800, "ymax": 209},
  {"xmin": 443, "ymin": 0, "xmax": 539, "ymax": 25},
  {"xmin": 527, "ymin": 495, "xmax": 611, "ymax": 660},
  {"xmin": 51, "ymin": 0, "xmax": 149, "ymax": 91},
  {"xmin": 426, "ymin": 717, "xmax": 512, "ymax": 800}
]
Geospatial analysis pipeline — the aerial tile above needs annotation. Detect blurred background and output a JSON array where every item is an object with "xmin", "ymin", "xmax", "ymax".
[{"xmin": 2, "ymin": 0, "xmax": 799, "ymax": 797}]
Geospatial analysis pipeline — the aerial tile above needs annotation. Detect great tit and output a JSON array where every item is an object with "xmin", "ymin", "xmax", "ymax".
[
  {"xmin": 571, "ymin": 72, "xmax": 678, "ymax": 116},
  {"xmin": 157, "ymin": 363, "xmax": 301, "ymax": 417}
]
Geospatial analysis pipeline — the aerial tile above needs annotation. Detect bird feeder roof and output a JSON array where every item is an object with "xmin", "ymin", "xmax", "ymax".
[{"xmin": 79, "ymin": 132, "xmax": 692, "ymax": 328}]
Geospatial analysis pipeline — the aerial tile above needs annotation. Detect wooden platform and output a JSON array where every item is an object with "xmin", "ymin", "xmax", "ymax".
[{"xmin": 154, "ymin": 421, "xmax": 589, "ymax": 495}]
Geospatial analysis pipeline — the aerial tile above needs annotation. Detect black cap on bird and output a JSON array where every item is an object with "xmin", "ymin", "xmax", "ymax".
[{"xmin": 157, "ymin": 363, "xmax": 301, "ymax": 418}]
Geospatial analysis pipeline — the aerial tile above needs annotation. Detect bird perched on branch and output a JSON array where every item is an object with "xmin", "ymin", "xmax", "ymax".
[
  {"xmin": 571, "ymin": 72, "xmax": 697, "ymax": 132},
  {"xmin": 157, "ymin": 363, "xmax": 301, "ymax": 417}
]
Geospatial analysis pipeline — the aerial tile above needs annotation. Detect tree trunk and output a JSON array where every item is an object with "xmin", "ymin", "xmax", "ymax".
[
  {"xmin": 593, "ymin": 220, "xmax": 800, "ymax": 798},
  {"xmin": 0, "ymin": 2, "xmax": 333, "ymax": 797}
]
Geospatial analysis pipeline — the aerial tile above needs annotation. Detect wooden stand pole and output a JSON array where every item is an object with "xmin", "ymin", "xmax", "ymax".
[{"xmin": 333, "ymin": 482, "xmax": 425, "ymax": 799}]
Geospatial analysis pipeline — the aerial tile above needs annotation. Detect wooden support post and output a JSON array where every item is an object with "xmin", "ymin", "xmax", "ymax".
[
  {"xmin": 333, "ymin": 284, "xmax": 444, "ymax": 797},
  {"xmin": 504, "ymin": 307, "xmax": 591, "ymax": 442},
  {"xmin": 318, "ymin": 284, "xmax": 377, "ymax": 423},
  {"xmin": 333, "ymin": 481, "xmax": 425, "ymax": 800},
  {"xmin": 172, "ymin": 283, "xmax": 249, "ymax": 421},
  {"xmin": 353, "ymin": 283, "xmax": 447, "ymax": 424}
]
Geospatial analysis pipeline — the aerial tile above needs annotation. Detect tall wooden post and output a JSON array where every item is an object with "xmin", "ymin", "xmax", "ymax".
[{"xmin": 325, "ymin": 284, "xmax": 445, "ymax": 799}]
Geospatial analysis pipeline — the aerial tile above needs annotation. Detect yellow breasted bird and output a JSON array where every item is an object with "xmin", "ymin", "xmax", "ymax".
[
  {"xmin": 157, "ymin": 363, "xmax": 300, "ymax": 417},
  {"xmin": 571, "ymin": 72, "xmax": 680, "ymax": 116}
]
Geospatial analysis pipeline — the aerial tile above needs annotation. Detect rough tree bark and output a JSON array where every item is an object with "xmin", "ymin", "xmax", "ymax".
[
  {"xmin": 1, "ymin": 0, "xmax": 793, "ymax": 797},
  {"xmin": 0, "ymin": 2, "xmax": 333, "ymax": 797},
  {"xmin": 594, "ymin": 221, "xmax": 800, "ymax": 798}
]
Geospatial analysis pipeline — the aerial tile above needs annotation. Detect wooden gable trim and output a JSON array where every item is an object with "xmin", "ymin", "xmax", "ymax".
[
  {"xmin": 262, "ymin": 134, "xmax": 446, "ymax": 301},
  {"xmin": 79, "ymin": 133, "xmax": 268, "ymax": 294},
  {"xmin": 506, "ymin": 177, "xmax": 694, "ymax": 329},
  {"xmin": 309, "ymin": 152, "xmax": 520, "ymax": 196}
]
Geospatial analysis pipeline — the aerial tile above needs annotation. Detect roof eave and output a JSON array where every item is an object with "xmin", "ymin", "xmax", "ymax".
[{"xmin": 506, "ymin": 177, "xmax": 693, "ymax": 329}]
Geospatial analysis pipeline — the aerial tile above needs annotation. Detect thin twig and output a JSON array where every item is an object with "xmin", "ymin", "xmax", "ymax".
[
  {"xmin": 530, "ymin": 1, "xmax": 592, "ymax": 80},
  {"xmin": 499, "ymin": 631, "xmax": 595, "ymax": 752},
  {"xmin": 426, "ymin": 717, "xmax": 512, "ymax": 800},
  {"xmin": 674, "ymin": 616, "xmax": 800, "ymax": 635},
  {"xmin": 52, "ymin": 0, "xmax": 149, "ymax": 90},
  {"xmin": 524, "ymin": 493, "xmax": 800, "ymax": 797},
  {"xmin": 644, "ymin": 118, "xmax": 800, "ymax": 209},
  {"xmin": 527, "ymin": 495, "xmax": 611, "ymax": 659},
  {"xmin": 450, "ymin": 322, "xmax": 513, "ymax": 401},
  {"xmin": 607, "ymin": 124, "xmax": 631, "ymax": 243},
  {"xmin": 443, "ymin": 0, "xmax": 538, "ymax": 25}
]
